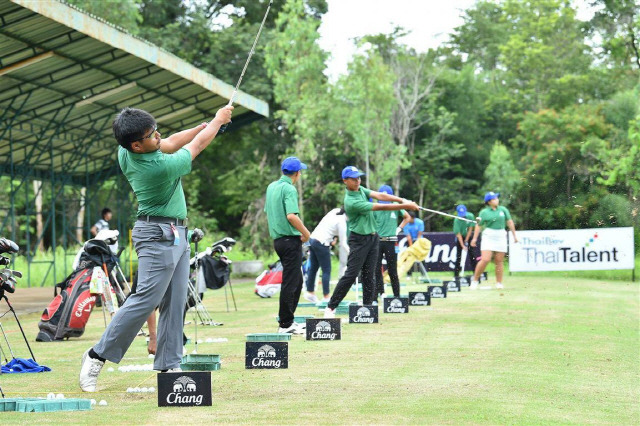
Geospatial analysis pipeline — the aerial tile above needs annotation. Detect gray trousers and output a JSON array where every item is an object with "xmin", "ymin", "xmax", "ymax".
[{"xmin": 93, "ymin": 221, "xmax": 189, "ymax": 370}]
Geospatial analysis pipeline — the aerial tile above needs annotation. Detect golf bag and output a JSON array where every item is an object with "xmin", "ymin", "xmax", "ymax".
[
  {"xmin": 254, "ymin": 261, "xmax": 283, "ymax": 298},
  {"xmin": 254, "ymin": 246, "xmax": 310, "ymax": 298},
  {"xmin": 36, "ymin": 239, "xmax": 124, "ymax": 341}
]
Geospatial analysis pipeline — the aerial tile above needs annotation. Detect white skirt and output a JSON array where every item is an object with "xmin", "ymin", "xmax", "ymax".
[{"xmin": 481, "ymin": 228, "xmax": 508, "ymax": 253}]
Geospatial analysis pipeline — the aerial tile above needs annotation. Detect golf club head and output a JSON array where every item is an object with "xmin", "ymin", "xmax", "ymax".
[
  {"xmin": 8, "ymin": 270, "xmax": 22, "ymax": 279},
  {"xmin": 1, "ymin": 277, "xmax": 15, "ymax": 293},
  {"xmin": 190, "ymin": 228, "xmax": 204, "ymax": 243},
  {"xmin": 0, "ymin": 256, "xmax": 9, "ymax": 266},
  {"xmin": 0, "ymin": 238, "xmax": 19, "ymax": 254}
]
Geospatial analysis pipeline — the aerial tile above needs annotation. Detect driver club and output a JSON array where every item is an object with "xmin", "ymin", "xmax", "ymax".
[{"xmin": 218, "ymin": 0, "xmax": 273, "ymax": 134}]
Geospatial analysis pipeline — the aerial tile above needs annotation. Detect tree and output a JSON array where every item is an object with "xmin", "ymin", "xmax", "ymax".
[
  {"xmin": 334, "ymin": 48, "xmax": 398, "ymax": 188},
  {"xmin": 483, "ymin": 142, "xmax": 521, "ymax": 206}
]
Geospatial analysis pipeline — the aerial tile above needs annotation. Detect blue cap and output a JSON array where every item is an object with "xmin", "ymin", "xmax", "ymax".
[
  {"xmin": 378, "ymin": 184, "xmax": 393, "ymax": 195},
  {"xmin": 484, "ymin": 191, "xmax": 500, "ymax": 203},
  {"xmin": 281, "ymin": 157, "xmax": 307, "ymax": 173},
  {"xmin": 456, "ymin": 204, "xmax": 467, "ymax": 217},
  {"xmin": 378, "ymin": 185, "xmax": 393, "ymax": 204},
  {"xmin": 342, "ymin": 166, "xmax": 365, "ymax": 179}
]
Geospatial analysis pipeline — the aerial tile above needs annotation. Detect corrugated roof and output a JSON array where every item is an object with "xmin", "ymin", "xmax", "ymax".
[{"xmin": 0, "ymin": 0, "xmax": 269, "ymax": 185}]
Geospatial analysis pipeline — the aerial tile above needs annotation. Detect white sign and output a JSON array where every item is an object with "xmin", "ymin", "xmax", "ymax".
[{"xmin": 509, "ymin": 228, "xmax": 635, "ymax": 271}]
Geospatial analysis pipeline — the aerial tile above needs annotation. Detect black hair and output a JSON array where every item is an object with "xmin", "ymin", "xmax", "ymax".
[
  {"xmin": 112, "ymin": 107, "xmax": 156, "ymax": 152},
  {"xmin": 336, "ymin": 208, "xmax": 345, "ymax": 215},
  {"xmin": 101, "ymin": 207, "xmax": 112, "ymax": 218},
  {"xmin": 408, "ymin": 211, "xmax": 417, "ymax": 218},
  {"xmin": 282, "ymin": 170, "xmax": 297, "ymax": 176}
]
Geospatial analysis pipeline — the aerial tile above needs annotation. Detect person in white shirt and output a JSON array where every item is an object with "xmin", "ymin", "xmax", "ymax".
[
  {"xmin": 91, "ymin": 208, "xmax": 112, "ymax": 237},
  {"xmin": 304, "ymin": 208, "xmax": 349, "ymax": 302}
]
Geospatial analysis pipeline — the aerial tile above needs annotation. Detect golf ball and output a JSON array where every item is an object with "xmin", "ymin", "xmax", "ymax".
[
  {"xmin": 56, "ymin": 393, "xmax": 64, "ymax": 399},
  {"xmin": 107, "ymin": 367, "xmax": 114, "ymax": 372},
  {"xmin": 98, "ymin": 400, "xmax": 107, "ymax": 406},
  {"xmin": 148, "ymin": 387, "xmax": 155, "ymax": 392},
  {"xmin": 197, "ymin": 339, "xmax": 203, "ymax": 344},
  {"xmin": 148, "ymin": 354, "xmax": 154, "ymax": 359},
  {"xmin": 141, "ymin": 387, "xmax": 148, "ymax": 392},
  {"xmin": 90, "ymin": 399, "xmax": 96, "ymax": 405},
  {"xmin": 47, "ymin": 392, "xmax": 55, "ymax": 400},
  {"xmin": 133, "ymin": 387, "xmax": 141, "ymax": 393}
]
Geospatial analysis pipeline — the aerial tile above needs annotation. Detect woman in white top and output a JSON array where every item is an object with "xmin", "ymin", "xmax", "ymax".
[{"xmin": 304, "ymin": 208, "xmax": 349, "ymax": 302}]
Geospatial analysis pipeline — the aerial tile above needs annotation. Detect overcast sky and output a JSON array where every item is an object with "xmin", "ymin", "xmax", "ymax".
[{"xmin": 317, "ymin": 0, "xmax": 596, "ymax": 81}]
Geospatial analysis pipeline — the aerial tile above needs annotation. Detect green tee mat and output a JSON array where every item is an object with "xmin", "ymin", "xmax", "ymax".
[{"xmin": 246, "ymin": 333, "xmax": 292, "ymax": 342}]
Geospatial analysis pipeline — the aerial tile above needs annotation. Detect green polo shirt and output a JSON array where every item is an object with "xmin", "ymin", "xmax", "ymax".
[
  {"xmin": 477, "ymin": 205, "xmax": 512, "ymax": 230},
  {"xmin": 118, "ymin": 146, "xmax": 191, "ymax": 219},
  {"xmin": 344, "ymin": 186, "xmax": 376, "ymax": 235},
  {"xmin": 453, "ymin": 212, "xmax": 476, "ymax": 236},
  {"xmin": 265, "ymin": 175, "xmax": 301, "ymax": 239},
  {"xmin": 374, "ymin": 207, "xmax": 405, "ymax": 237}
]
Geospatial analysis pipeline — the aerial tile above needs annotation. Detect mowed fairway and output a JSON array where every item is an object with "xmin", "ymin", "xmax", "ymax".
[{"xmin": 0, "ymin": 276, "xmax": 638, "ymax": 424}]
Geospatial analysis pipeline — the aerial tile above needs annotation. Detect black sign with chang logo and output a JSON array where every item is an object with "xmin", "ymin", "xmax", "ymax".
[
  {"xmin": 383, "ymin": 297, "xmax": 409, "ymax": 313},
  {"xmin": 428, "ymin": 285, "xmax": 447, "ymax": 299},
  {"xmin": 458, "ymin": 276, "xmax": 471, "ymax": 287},
  {"xmin": 348, "ymin": 305, "xmax": 379, "ymax": 324},
  {"xmin": 245, "ymin": 342, "xmax": 288, "ymax": 369},
  {"xmin": 408, "ymin": 291, "xmax": 431, "ymax": 306},
  {"xmin": 445, "ymin": 280, "xmax": 461, "ymax": 292},
  {"xmin": 305, "ymin": 318, "xmax": 341, "ymax": 340},
  {"xmin": 157, "ymin": 371, "xmax": 212, "ymax": 407}
]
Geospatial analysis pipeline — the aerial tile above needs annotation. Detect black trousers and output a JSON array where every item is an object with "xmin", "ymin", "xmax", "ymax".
[
  {"xmin": 328, "ymin": 233, "xmax": 379, "ymax": 309},
  {"xmin": 454, "ymin": 239, "xmax": 478, "ymax": 277},
  {"xmin": 274, "ymin": 236, "xmax": 303, "ymax": 328},
  {"xmin": 376, "ymin": 240, "xmax": 400, "ymax": 297}
]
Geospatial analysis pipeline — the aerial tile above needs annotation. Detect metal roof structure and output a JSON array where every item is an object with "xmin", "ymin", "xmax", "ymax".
[{"xmin": 0, "ymin": 0, "xmax": 269, "ymax": 185}]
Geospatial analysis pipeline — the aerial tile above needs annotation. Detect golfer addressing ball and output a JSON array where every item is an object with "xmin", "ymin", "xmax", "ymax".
[
  {"xmin": 324, "ymin": 167, "xmax": 419, "ymax": 318},
  {"xmin": 79, "ymin": 104, "xmax": 233, "ymax": 392},
  {"xmin": 470, "ymin": 191, "xmax": 518, "ymax": 290}
]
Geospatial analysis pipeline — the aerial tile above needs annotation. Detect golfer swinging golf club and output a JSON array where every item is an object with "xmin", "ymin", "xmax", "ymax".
[
  {"xmin": 324, "ymin": 167, "xmax": 418, "ymax": 318},
  {"xmin": 79, "ymin": 105, "xmax": 233, "ymax": 392}
]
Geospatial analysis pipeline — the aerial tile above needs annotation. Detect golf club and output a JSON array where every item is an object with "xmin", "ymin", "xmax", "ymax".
[
  {"xmin": 418, "ymin": 206, "xmax": 477, "ymax": 224},
  {"xmin": 2, "ymin": 295, "xmax": 37, "ymax": 361},
  {"xmin": 0, "ymin": 238, "xmax": 19, "ymax": 254},
  {"xmin": 218, "ymin": 0, "xmax": 273, "ymax": 134}
]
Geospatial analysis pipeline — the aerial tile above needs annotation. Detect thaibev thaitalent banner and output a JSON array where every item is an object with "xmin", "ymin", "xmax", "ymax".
[{"xmin": 509, "ymin": 227, "xmax": 635, "ymax": 272}]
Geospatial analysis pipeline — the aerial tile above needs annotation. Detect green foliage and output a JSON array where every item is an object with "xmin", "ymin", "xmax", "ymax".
[
  {"xmin": 589, "ymin": 193, "xmax": 633, "ymax": 227},
  {"xmin": 483, "ymin": 142, "xmax": 520, "ymax": 206},
  {"xmin": 66, "ymin": 0, "xmax": 142, "ymax": 32}
]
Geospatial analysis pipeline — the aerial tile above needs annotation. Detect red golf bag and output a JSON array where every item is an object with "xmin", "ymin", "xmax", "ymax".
[{"xmin": 36, "ymin": 240, "xmax": 121, "ymax": 341}]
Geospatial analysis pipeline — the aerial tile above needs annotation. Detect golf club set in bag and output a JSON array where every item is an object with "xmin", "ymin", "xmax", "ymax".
[
  {"xmin": 0, "ymin": 238, "xmax": 39, "ymax": 377},
  {"xmin": 34, "ymin": 228, "xmax": 236, "ymax": 342}
]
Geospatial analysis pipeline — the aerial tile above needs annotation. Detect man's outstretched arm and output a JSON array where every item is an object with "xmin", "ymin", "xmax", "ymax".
[{"xmin": 159, "ymin": 123, "xmax": 208, "ymax": 154}]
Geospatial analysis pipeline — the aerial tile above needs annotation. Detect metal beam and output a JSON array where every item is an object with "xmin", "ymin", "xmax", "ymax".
[{"xmin": 0, "ymin": 50, "xmax": 55, "ymax": 76}]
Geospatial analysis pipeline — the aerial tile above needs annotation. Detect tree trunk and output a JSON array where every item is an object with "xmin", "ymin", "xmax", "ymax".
[{"xmin": 33, "ymin": 180, "xmax": 45, "ymax": 252}]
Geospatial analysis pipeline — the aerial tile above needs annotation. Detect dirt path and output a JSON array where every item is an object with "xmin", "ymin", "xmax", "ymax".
[{"xmin": 3, "ymin": 287, "xmax": 55, "ymax": 315}]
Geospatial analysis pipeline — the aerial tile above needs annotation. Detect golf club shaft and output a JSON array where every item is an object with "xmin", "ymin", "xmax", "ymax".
[
  {"xmin": 227, "ymin": 0, "xmax": 273, "ymax": 106},
  {"xmin": 218, "ymin": 0, "xmax": 273, "ymax": 133},
  {"xmin": 418, "ymin": 206, "xmax": 477, "ymax": 224}
]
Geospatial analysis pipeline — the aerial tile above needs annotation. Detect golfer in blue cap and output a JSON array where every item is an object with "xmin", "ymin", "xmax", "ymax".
[
  {"xmin": 470, "ymin": 192, "xmax": 518, "ymax": 289},
  {"xmin": 324, "ymin": 167, "xmax": 418, "ymax": 318},
  {"xmin": 374, "ymin": 184, "xmax": 411, "ymax": 299},
  {"xmin": 453, "ymin": 204, "xmax": 477, "ymax": 278},
  {"xmin": 265, "ymin": 157, "xmax": 311, "ymax": 334}
]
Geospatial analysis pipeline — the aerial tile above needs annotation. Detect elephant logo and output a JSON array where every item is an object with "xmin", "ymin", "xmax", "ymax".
[
  {"xmin": 315, "ymin": 321, "xmax": 332, "ymax": 332},
  {"xmin": 257, "ymin": 345, "xmax": 277, "ymax": 358},
  {"xmin": 173, "ymin": 376, "xmax": 197, "ymax": 393},
  {"xmin": 413, "ymin": 293, "xmax": 425, "ymax": 302},
  {"xmin": 356, "ymin": 307, "xmax": 370, "ymax": 317},
  {"xmin": 390, "ymin": 298, "xmax": 403, "ymax": 308}
]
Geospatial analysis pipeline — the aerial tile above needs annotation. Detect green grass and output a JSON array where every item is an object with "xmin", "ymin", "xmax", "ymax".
[{"xmin": 0, "ymin": 274, "xmax": 637, "ymax": 424}]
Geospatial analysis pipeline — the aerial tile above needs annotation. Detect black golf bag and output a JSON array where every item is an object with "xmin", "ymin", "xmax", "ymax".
[{"xmin": 36, "ymin": 240, "xmax": 124, "ymax": 341}]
